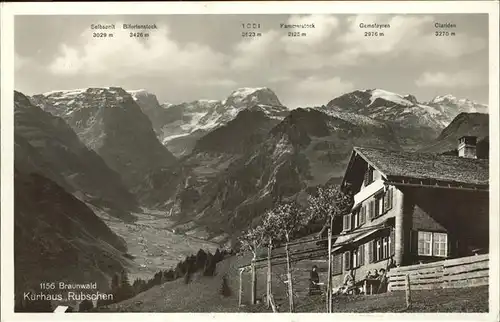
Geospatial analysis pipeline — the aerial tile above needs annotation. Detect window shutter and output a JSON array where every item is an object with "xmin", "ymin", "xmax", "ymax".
[
  {"xmin": 374, "ymin": 199, "xmax": 380, "ymax": 217},
  {"xmin": 332, "ymin": 254, "xmax": 342, "ymax": 275},
  {"xmin": 360, "ymin": 206, "xmax": 366, "ymax": 225},
  {"xmin": 344, "ymin": 251, "xmax": 351, "ymax": 271},
  {"xmin": 367, "ymin": 240, "xmax": 374, "ymax": 263},
  {"xmin": 390, "ymin": 229, "xmax": 395, "ymax": 256},
  {"xmin": 388, "ymin": 188, "xmax": 393, "ymax": 211},
  {"xmin": 368, "ymin": 200, "xmax": 374, "ymax": 220},
  {"xmin": 346, "ymin": 214, "xmax": 352, "ymax": 231},
  {"xmin": 363, "ymin": 168, "xmax": 369, "ymax": 185},
  {"xmin": 343, "ymin": 215, "xmax": 348, "ymax": 231},
  {"xmin": 410, "ymin": 230, "xmax": 418, "ymax": 256},
  {"xmin": 447, "ymin": 235, "xmax": 453, "ymax": 258},
  {"xmin": 359, "ymin": 244, "xmax": 365, "ymax": 266},
  {"xmin": 383, "ymin": 191, "xmax": 389, "ymax": 212}
]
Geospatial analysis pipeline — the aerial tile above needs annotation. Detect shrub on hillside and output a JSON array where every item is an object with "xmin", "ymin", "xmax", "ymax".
[
  {"xmin": 184, "ymin": 271, "xmax": 192, "ymax": 284},
  {"xmin": 220, "ymin": 274, "xmax": 232, "ymax": 297},
  {"xmin": 195, "ymin": 249, "xmax": 208, "ymax": 270},
  {"xmin": 100, "ymin": 247, "xmax": 231, "ymax": 305},
  {"xmin": 203, "ymin": 252, "xmax": 217, "ymax": 276}
]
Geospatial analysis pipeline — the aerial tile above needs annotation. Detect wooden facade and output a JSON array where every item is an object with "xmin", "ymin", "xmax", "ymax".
[{"xmin": 330, "ymin": 146, "xmax": 489, "ymax": 288}]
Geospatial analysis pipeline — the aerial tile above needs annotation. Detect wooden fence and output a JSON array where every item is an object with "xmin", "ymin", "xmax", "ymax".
[{"xmin": 388, "ymin": 254, "xmax": 489, "ymax": 291}]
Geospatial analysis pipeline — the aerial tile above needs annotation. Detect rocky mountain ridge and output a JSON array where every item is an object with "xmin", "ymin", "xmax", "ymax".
[
  {"xmin": 325, "ymin": 89, "xmax": 487, "ymax": 149},
  {"xmin": 30, "ymin": 87, "xmax": 177, "ymax": 192},
  {"xmin": 14, "ymin": 167, "xmax": 131, "ymax": 301},
  {"xmin": 420, "ymin": 112, "xmax": 489, "ymax": 155},
  {"xmin": 23, "ymin": 86, "xmax": 489, "ymax": 243},
  {"xmin": 130, "ymin": 87, "xmax": 289, "ymax": 157},
  {"xmin": 15, "ymin": 90, "xmax": 139, "ymax": 220}
]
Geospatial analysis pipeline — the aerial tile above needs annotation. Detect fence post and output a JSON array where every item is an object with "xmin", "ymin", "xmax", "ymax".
[
  {"xmin": 285, "ymin": 241, "xmax": 294, "ymax": 312},
  {"xmin": 267, "ymin": 239, "xmax": 272, "ymax": 309},
  {"xmin": 269, "ymin": 293, "xmax": 278, "ymax": 313},
  {"xmin": 326, "ymin": 226, "xmax": 332, "ymax": 313},
  {"xmin": 251, "ymin": 259, "xmax": 257, "ymax": 305},
  {"xmin": 238, "ymin": 268, "xmax": 243, "ymax": 307},
  {"xmin": 405, "ymin": 274, "xmax": 411, "ymax": 309}
]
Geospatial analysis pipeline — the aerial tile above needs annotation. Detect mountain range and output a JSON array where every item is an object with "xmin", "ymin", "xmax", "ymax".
[
  {"xmin": 14, "ymin": 91, "xmax": 137, "ymax": 302},
  {"xmin": 126, "ymin": 87, "xmax": 488, "ymax": 243},
  {"xmin": 16, "ymin": 85, "xmax": 489, "ymax": 293},
  {"xmin": 129, "ymin": 87, "xmax": 289, "ymax": 157},
  {"xmin": 30, "ymin": 88, "xmax": 177, "ymax": 193},
  {"xmin": 325, "ymin": 89, "xmax": 487, "ymax": 149},
  {"xmin": 15, "ymin": 91, "xmax": 139, "ymax": 220}
]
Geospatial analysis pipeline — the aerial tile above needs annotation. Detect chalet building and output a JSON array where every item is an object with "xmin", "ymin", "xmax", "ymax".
[{"xmin": 329, "ymin": 136, "xmax": 489, "ymax": 285}]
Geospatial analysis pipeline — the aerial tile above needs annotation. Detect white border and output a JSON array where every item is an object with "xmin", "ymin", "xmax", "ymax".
[{"xmin": 1, "ymin": 1, "xmax": 499, "ymax": 322}]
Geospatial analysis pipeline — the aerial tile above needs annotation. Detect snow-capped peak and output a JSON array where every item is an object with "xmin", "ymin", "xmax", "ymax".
[
  {"xmin": 229, "ymin": 87, "xmax": 269, "ymax": 99},
  {"xmin": 42, "ymin": 88, "xmax": 89, "ymax": 97},
  {"xmin": 366, "ymin": 89, "xmax": 416, "ymax": 107},
  {"xmin": 428, "ymin": 94, "xmax": 488, "ymax": 114},
  {"xmin": 430, "ymin": 94, "xmax": 457, "ymax": 104},
  {"xmin": 127, "ymin": 89, "xmax": 157, "ymax": 102},
  {"xmin": 223, "ymin": 87, "xmax": 282, "ymax": 108}
]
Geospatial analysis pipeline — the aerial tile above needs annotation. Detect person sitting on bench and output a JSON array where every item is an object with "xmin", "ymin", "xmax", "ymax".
[
  {"xmin": 309, "ymin": 265, "xmax": 321, "ymax": 295},
  {"xmin": 341, "ymin": 270, "xmax": 357, "ymax": 295}
]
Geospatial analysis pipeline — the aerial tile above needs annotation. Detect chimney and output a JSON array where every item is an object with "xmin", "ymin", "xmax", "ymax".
[{"xmin": 458, "ymin": 136, "xmax": 477, "ymax": 159}]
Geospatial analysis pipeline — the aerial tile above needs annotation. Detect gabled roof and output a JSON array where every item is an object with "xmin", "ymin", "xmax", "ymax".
[{"xmin": 341, "ymin": 146, "xmax": 489, "ymax": 190}]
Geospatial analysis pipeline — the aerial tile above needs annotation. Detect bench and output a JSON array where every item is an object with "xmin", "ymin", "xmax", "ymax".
[{"xmin": 361, "ymin": 279, "xmax": 381, "ymax": 295}]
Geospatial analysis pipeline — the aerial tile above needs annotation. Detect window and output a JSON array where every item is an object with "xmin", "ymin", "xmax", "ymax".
[
  {"xmin": 343, "ymin": 214, "xmax": 352, "ymax": 231},
  {"xmin": 418, "ymin": 231, "xmax": 432, "ymax": 255},
  {"xmin": 364, "ymin": 166, "xmax": 374, "ymax": 185},
  {"xmin": 382, "ymin": 237, "xmax": 389, "ymax": 259},
  {"xmin": 418, "ymin": 231, "xmax": 447, "ymax": 257},
  {"xmin": 370, "ymin": 235, "xmax": 392, "ymax": 263},
  {"xmin": 367, "ymin": 189, "xmax": 394, "ymax": 221},
  {"xmin": 374, "ymin": 195, "xmax": 382, "ymax": 217},
  {"xmin": 389, "ymin": 229, "xmax": 395, "ymax": 256},
  {"xmin": 375, "ymin": 239, "xmax": 382, "ymax": 262},
  {"xmin": 433, "ymin": 233, "xmax": 448, "ymax": 257},
  {"xmin": 343, "ymin": 251, "xmax": 351, "ymax": 271},
  {"xmin": 383, "ymin": 188, "xmax": 394, "ymax": 212},
  {"xmin": 353, "ymin": 209, "xmax": 359, "ymax": 229},
  {"xmin": 344, "ymin": 245, "xmax": 366, "ymax": 270}
]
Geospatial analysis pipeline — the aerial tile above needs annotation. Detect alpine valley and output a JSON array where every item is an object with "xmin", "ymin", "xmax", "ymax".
[{"xmin": 15, "ymin": 86, "xmax": 488, "ymax": 301}]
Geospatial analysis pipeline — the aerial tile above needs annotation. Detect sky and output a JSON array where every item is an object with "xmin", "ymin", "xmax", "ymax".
[{"xmin": 14, "ymin": 14, "xmax": 489, "ymax": 108}]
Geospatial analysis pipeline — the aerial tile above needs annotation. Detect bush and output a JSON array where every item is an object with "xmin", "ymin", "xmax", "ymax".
[
  {"xmin": 220, "ymin": 274, "xmax": 232, "ymax": 297},
  {"xmin": 203, "ymin": 252, "xmax": 217, "ymax": 276},
  {"xmin": 184, "ymin": 271, "xmax": 192, "ymax": 284},
  {"xmin": 195, "ymin": 249, "xmax": 208, "ymax": 271}
]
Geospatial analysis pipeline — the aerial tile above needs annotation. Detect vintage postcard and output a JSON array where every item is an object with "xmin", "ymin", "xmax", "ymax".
[{"xmin": 1, "ymin": 1, "xmax": 499, "ymax": 322}]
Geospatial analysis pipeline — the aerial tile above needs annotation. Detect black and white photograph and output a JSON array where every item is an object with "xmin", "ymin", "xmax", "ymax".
[{"xmin": 1, "ymin": 1, "xmax": 499, "ymax": 320}]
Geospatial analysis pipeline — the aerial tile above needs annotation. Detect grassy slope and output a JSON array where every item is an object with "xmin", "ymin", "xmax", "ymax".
[
  {"xmin": 259, "ymin": 286, "xmax": 489, "ymax": 313},
  {"xmin": 98, "ymin": 248, "xmax": 488, "ymax": 313}
]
